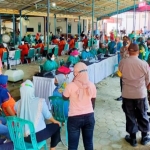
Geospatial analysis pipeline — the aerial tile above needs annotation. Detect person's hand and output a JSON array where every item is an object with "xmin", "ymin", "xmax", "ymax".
[{"xmin": 54, "ymin": 120, "xmax": 61, "ymax": 127}]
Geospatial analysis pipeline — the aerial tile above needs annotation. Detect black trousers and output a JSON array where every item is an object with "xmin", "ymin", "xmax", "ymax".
[
  {"xmin": 25, "ymin": 123, "xmax": 61, "ymax": 148},
  {"xmin": 120, "ymin": 78, "xmax": 122, "ymax": 92},
  {"xmin": 122, "ymin": 98, "xmax": 150, "ymax": 134}
]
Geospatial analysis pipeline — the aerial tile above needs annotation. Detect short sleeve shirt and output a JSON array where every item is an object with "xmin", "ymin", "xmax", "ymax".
[{"xmin": 63, "ymin": 82, "xmax": 96, "ymax": 116}]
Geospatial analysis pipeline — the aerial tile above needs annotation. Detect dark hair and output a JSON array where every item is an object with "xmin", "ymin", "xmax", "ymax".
[
  {"xmin": 39, "ymin": 40, "xmax": 42, "ymax": 44},
  {"xmin": 47, "ymin": 53, "xmax": 53, "ymax": 60},
  {"xmin": 0, "ymin": 44, "xmax": 4, "ymax": 48},
  {"xmin": 68, "ymin": 48, "xmax": 76, "ymax": 55},
  {"xmin": 100, "ymin": 43, "xmax": 104, "ymax": 48}
]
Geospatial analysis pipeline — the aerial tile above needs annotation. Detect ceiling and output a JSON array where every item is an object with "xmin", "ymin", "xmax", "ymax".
[{"xmin": 0, "ymin": 0, "xmax": 149, "ymax": 20}]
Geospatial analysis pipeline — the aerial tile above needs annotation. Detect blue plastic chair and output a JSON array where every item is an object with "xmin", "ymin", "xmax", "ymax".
[
  {"xmin": 25, "ymin": 49, "xmax": 35, "ymax": 63},
  {"xmin": 11, "ymin": 50, "xmax": 21, "ymax": 65},
  {"xmin": 64, "ymin": 44, "xmax": 69, "ymax": 52},
  {"xmin": 113, "ymin": 53, "xmax": 121, "ymax": 76},
  {"xmin": 2, "ymin": 52, "xmax": 8, "ymax": 63},
  {"xmin": 6, "ymin": 116, "xmax": 48, "ymax": 150},
  {"xmin": 75, "ymin": 42, "xmax": 78, "ymax": 49},
  {"xmin": 49, "ymin": 96, "xmax": 69, "ymax": 146}
]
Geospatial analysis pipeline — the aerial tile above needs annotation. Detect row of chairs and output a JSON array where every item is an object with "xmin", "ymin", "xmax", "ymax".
[{"xmin": 5, "ymin": 96, "xmax": 68, "ymax": 150}]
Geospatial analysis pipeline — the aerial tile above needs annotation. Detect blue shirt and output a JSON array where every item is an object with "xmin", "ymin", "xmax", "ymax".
[
  {"xmin": 0, "ymin": 87, "xmax": 9, "ymax": 105},
  {"xmin": 81, "ymin": 51, "xmax": 94, "ymax": 60}
]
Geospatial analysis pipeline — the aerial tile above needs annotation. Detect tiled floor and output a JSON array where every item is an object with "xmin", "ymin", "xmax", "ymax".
[{"xmin": 4, "ymin": 62, "xmax": 150, "ymax": 150}]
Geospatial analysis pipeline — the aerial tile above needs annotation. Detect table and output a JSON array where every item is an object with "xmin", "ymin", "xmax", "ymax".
[{"xmin": 33, "ymin": 55, "xmax": 118, "ymax": 106}]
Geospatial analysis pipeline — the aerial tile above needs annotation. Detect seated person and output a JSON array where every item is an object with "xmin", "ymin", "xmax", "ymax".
[
  {"xmin": 15, "ymin": 80, "xmax": 61, "ymax": 150},
  {"xmin": 18, "ymin": 42, "xmax": 30, "ymax": 63},
  {"xmin": 53, "ymin": 74, "xmax": 69, "ymax": 117},
  {"xmin": 52, "ymin": 36, "xmax": 59, "ymax": 45},
  {"xmin": 108, "ymin": 37, "xmax": 116, "ymax": 54},
  {"xmin": 81, "ymin": 47, "xmax": 94, "ymax": 60},
  {"xmin": 0, "ymin": 44, "xmax": 7, "ymax": 60},
  {"xmin": 90, "ymin": 45, "xmax": 97, "ymax": 57},
  {"xmin": 33, "ymin": 40, "xmax": 44, "ymax": 54},
  {"xmin": 0, "ymin": 117, "xmax": 11, "ymax": 143},
  {"xmin": 0, "ymin": 74, "xmax": 16, "ymax": 116},
  {"xmin": 58, "ymin": 37, "xmax": 66, "ymax": 56},
  {"xmin": 98, "ymin": 43, "xmax": 107, "ymax": 54},
  {"xmin": 67, "ymin": 49, "xmax": 80, "ymax": 65},
  {"xmin": 68, "ymin": 36, "xmax": 75, "ymax": 50},
  {"xmin": 42, "ymin": 53, "xmax": 58, "ymax": 72}
]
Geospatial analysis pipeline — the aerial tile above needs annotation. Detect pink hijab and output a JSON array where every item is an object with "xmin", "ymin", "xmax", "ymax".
[{"xmin": 73, "ymin": 62, "xmax": 92, "ymax": 100}]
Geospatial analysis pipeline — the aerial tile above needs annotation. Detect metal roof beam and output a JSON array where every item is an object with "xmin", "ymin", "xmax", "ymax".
[{"xmin": 36, "ymin": 4, "xmax": 89, "ymax": 13}]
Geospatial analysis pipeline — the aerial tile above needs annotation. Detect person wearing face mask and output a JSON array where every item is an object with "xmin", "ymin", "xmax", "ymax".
[
  {"xmin": 98, "ymin": 43, "xmax": 107, "ymax": 54},
  {"xmin": 81, "ymin": 47, "xmax": 94, "ymax": 60},
  {"xmin": 63, "ymin": 62, "xmax": 97, "ymax": 150},
  {"xmin": 116, "ymin": 36, "xmax": 130, "ymax": 101},
  {"xmin": 67, "ymin": 49, "xmax": 80, "ymax": 65},
  {"xmin": 108, "ymin": 36, "xmax": 116, "ymax": 54},
  {"xmin": 53, "ymin": 74, "xmax": 69, "ymax": 117},
  {"xmin": 42, "ymin": 53, "xmax": 58, "ymax": 72}
]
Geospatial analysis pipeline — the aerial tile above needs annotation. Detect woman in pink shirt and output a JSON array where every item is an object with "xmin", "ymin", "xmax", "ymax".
[{"xmin": 63, "ymin": 62, "xmax": 96, "ymax": 150}]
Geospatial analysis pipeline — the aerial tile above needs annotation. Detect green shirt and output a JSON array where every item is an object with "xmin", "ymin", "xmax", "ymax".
[
  {"xmin": 43, "ymin": 60, "xmax": 58, "ymax": 72},
  {"xmin": 67, "ymin": 56, "xmax": 80, "ymax": 65},
  {"xmin": 97, "ymin": 48, "xmax": 107, "ymax": 54}
]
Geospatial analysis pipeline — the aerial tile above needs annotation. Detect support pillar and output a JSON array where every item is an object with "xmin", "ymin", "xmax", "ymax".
[
  {"xmin": 13, "ymin": 14, "xmax": 16, "ymax": 45},
  {"xmin": 47, "ymin": 0, "xmax": 50, "ymax": 50},
  {"xmin": 116, "ymin": 0, "xmax": 119, "ymax": 37},
  {"xmin": 133, "ymin": 0, "xmax": 136, "ymax": 31},
  {"xmin": 66, "ymin": 18, "xmax": 68, "ymax": 39},
  {"xmin": 54, "ymin": 14, "xmax": 56, "ymax": 35},
  {"xmin": 44, "ymin": 17, "xmax": 46, "ymax": 44},
  {"xmin": 83, "ymin": 19, "xmax": 85, "ymax": 32},
  {"xmin": 19, "ymin": 10, "xmax": 22, "ymax": 42},
  {"xmin": 92, "ymin": 0, "xmax": 95, "ymax": 47}
]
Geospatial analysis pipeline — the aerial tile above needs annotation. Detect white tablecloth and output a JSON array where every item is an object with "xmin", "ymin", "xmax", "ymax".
[{"xmin": 33, "ymin": 55, "xmax": 118, "ymax": 103}]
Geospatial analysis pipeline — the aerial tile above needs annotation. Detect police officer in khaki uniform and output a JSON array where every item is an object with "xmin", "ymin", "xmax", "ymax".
[{"xmin": 119, "ymin": 43, "xmax": 150, "ymax": 147}]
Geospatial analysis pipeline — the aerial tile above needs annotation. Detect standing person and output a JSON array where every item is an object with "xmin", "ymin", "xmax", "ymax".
[
  {"xmin": 63, "ymin": 62, "xmax": 97, "ymax": 150},
  {"xmin": 58, "ymin": 37, "xmax": 66, "ymax": 56},
  {"xmin": 15, "ymin": 80, "xmax": 61, "ymax": 150},
  {"xmin": 68, "ymin": 36, "xmax": 75, "ymax": 50},
  {"xmin": 119, "ymin": 43, "xmax": 150, "ymax": 147}
]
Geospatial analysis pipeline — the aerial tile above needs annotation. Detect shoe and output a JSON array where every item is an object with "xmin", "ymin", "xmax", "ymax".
[
  {"xmin": 141, "ymin": 135, "xmax": 150, "ymax": 145},
  {"xmin": 125, "ymin": 135, "xmax": 137, "ymax": 147},
  {"xmin": 115, "ymin": 96, "xmax": 122, "ymax": 101}
]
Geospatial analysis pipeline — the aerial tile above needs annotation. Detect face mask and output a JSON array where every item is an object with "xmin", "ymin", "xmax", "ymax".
[
  {"xmin": 51, "ymin": 57, "xmax": 55, "ymax": 61},
  {"xmin": 54, "ymin": 83, "xmax": 59, "ymax": 86},
  {"xmin": 74, "ymin": 55, "xmax": 78, "ymax": 57},
  {"xmin": 86, "ymin": 49, "xmax": 89, "ymax": 52}
]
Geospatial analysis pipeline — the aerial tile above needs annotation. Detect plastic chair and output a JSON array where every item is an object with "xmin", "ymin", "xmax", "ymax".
[
  {"xmin": 25, "ymin": 49, "xmax": 35, "ymax": 63},
  {"xmin": 113, "ymin": 53, "xmax": 121, "ymax": 77},
  {"xmin": 2, "ymin": 52, "xmax": 8, "ymax": 63},
  {"xmin": 49, "ymin": 96, "xmax": 69, "ymax": 146},
  {"xmin": 6, "ymin": 116, "xmax": 48, "ymax": 150},
  {"xmin": 75, "ymin": 42, "xmax": 78, "ymax": 49},
  {"xmin": 64, "ymin": 44, "xmax": 69, "ymax": 52},
  {"xmin": 35, "ymin": 48, "xmax": 42, "ymax": 64},
  {"xmin": 11, "ymin": 50, "xmax": 21, "ymax": 66}
]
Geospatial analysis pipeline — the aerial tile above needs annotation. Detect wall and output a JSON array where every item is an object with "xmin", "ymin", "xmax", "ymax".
[{"xmin": 19, "ymin": 17, "xmax": 88, "ymax": 37}]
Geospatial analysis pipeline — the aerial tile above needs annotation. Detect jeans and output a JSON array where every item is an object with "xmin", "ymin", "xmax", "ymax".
[
  {"xmin": 0, "ymin": 117, "xmax": 10, "ymax": 139},
  {"xmin": 67, "ymin": 113, "xmax": 95, "ymax": 150},
  {"xmin": 122, "ymin": 98, "xmax": 150, "ymax": 134},
  {"xmin": 25, "ymin": 124, "xmax": 61, "ymax": 148}
]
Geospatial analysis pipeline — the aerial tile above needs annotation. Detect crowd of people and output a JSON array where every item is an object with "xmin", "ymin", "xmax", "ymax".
[{"xmin": 1, "ymin": 29, "xmax": 150, "ymax": 149}]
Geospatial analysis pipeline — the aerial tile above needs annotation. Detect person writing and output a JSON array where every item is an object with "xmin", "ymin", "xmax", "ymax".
[
  {"xmin": 119, "ymin": 43, "xmax": 150, "ymax": 147},
  {"xmin": 15, "ymin": 80, "xmax": 61, "ymax": 150},
  {"xmin": 63, "ymin": 62, "xmax": 96, "ymax": 150}
]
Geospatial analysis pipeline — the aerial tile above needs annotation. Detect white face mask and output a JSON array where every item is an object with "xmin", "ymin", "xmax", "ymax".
[
  {"xmin": 86, "ymin": 49, "xmax": 89, "ymax": 52},
  {"xmin": 51, "ymin": 57, "xmax": 55, "ymax": 61},
  {"xmin": 74, "ymin": 55, "xmax": 78, "ymax": 57}
]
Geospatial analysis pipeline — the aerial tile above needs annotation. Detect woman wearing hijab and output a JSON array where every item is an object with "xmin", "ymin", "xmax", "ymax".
[
  {"xmin": 15, "ymin": 80, "xmax": 61, "ymax": 150},
  {"xmin": 0, "ymin": 74, "xmax": 16, "ymax": 116},
  {"xmin": 67, "ymin": 49, "xmax": 80, "ymax": 65},
  {"xmin": 63, "ymin": 62, "xmax": 96, "ymax": 150},
  {"xmin": 68, "ymin": 36, "xmax": 75, "ymax": 50},
  {"xmin": 42, "ymin": 53, "xmax": 58, "ymax": 72},
  {"xmin": 18, "ymin": 42, "xmax": 30, "ymax": 63},
  {"xmin": 53, "ymin": 74, "xmax": 69, "ymax": 117},
  {"xmin": 52, "ymin": 36, "xmax": 59, "ymax": 45}
]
